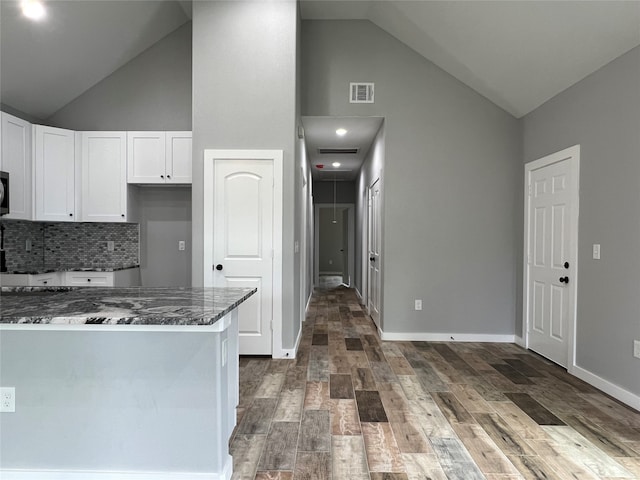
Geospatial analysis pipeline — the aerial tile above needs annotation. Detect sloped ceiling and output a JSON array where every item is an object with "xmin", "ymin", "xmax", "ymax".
[
  {"xmin": 301, "ymin": 0, "xmax": 640, "ymax": 118},
  {"xmin": 1, "ymin": 1, "xmax": 639, "ymax": 121},
  {"xmin": 0, "ymin": 0, "xmax": 190, "ymax": 120}
]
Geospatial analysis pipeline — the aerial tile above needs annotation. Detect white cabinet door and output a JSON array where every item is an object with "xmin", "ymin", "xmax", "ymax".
[
  {"xmin": 1, "ymin": 113, "xmax": 32, "ymax": 220},
  {"xmin": 34, "ymin": 125, "xmax": 76, "ymax": 222},
  {"xmin": 166, "ymin": 132, "xmax": 192, "ymax": 184},
  {"xmin": 30, "ymin": 273, "xmax": 61, "ymax": 286},
  {"xmin": 127, "ymin": 132, "xmax": 166, "ymax": 183},
  {"xmin": 81, "ymin": 132, "xmax": 127, "ymax": 222}
]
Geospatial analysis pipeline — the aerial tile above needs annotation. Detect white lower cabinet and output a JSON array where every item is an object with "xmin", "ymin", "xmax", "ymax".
[
  {"xmin": 64, "ymin": 272, "xmax": 112, "ymax": 286},
  {"xmin": 62, "ymin": 268, "xmax": 140, "ymax": 287},
  {"xmin": 0, "ymin": 268, "xmax": 140, "ymax": 287},
  {"xmin": 31, "ymin": 273, "xmax": 61, "ymax": 286}
]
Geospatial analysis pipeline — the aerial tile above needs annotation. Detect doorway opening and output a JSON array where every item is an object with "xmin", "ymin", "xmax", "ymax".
[{"xmin": 314, "ymin": 203, "xmax": 355, "ymax": 288}]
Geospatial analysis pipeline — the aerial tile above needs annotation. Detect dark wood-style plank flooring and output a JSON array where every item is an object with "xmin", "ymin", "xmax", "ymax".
[{"xmin": 231, "ymin": 281, "xmax": 640, "ymax": 480}]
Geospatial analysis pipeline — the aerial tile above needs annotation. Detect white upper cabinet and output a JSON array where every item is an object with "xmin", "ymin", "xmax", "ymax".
[
  {"xmin": 127, "ymin": 131, "xmax": 191, "ymax": 184},
  {"xmin": 81, "ymin": 132, "xmax": 128, "ymax": 222},
  {"xmin": 1, "ymin": 112, "xmax": 32, "ymax": 220},
  {"xmin": 34, "ymin": 125, "xmax": 77, "ymax": 222},
  {"xmin": 166, "ymin": 131, "xmax": 192, "ymax": 184}
]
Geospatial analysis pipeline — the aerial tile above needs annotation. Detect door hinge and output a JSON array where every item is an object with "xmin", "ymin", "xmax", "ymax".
[
  {"xmin": 528, "ymin": 184, "xmax": 532, "ymax": 196},
  {"xmin": 271, "ymin": 249, "xmax": 274, "ymax": 259}
]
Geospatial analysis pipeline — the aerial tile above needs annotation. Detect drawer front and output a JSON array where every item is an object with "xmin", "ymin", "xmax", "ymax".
[
  {"xmin": 64, "ymin": 272, "xmax": 113, "ymax": 286},
  {"xmin": 31, "ymin": 274, "xmax": 60, "ymax": 286}
]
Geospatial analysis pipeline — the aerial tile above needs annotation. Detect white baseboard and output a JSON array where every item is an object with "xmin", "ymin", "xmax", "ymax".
[
  {"xmin": 379, "ymin": 331, "xmax": 516, "ymax": 343},
  {"xmin": 514, "ymin": 335, "xmax": 525, "ymax": 347},
  {"xmin": 570, "ymin": 364, "xmax": 640, "ymax": 411},
  {"xmin": 305, "ymin": 291, "xmax": 312, "ymax": 320},
  {"xmin": 354, "ymin": 288, "xmax": 364, "ymax": 304},
  {"xmin": 0, "ymin": 467, "xmax": 229, "ymax": 480}
]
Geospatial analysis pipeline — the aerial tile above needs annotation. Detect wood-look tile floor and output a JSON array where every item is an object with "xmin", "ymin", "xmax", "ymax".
[{"xmin": 231, "ymin": 284, "xmax": 640, "ymax": 480}]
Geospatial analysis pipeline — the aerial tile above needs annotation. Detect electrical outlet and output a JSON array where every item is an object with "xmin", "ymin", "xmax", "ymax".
[
  {"xmin": 634, "ymin": 340, "xmax": 640, "ymax": 359},
  {"xmin": 329, "ymin": 259, "xmax": 333, "ymax": 265},
  {"xmin": 414, "ymin": 299, "xmax": 422, "ymax": 311},
  {"xmin": 593, "ymin": 244, "xmax": 601, "ymax": 260},
  {"xmin": 106, "ymin": 241, "xmax": 115, "ymax": 252},
  {"xmin": 25, "ymin": 239, "xmax": 32, "ymax": 252},
  {"xmin": 178, "ymin": 241, "xmax": 186, "ymax": 251},
  {"xmin": 0, "ymin": 387, "xmax": 15, "ymax": 413}
]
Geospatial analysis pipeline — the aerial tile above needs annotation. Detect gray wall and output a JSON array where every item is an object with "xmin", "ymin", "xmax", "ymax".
[
  {"xmin": 318, "ymin": 207, "xmax": 345, "ymax": 273},
  {"xmin": 0, "ymin": 329, "xmax": 228, "ymax": 473},
  {"xmin": 303, "ymin": 20, "xmax": 522, "ymax": 336},
  {"xmin": 137, "ymin": 187, "xmax": 192, "ymax": 287},
  {"xmin": 313, "ymin": 180, "xmax": 356, "ymax": 204},
  {"xmin": 46, "ymin": 22, "xmax": 192, "ymax": 131},
  {"xmin": 192, "ymin": 1, "xmax": 299, "ymax": 349},
  {"xmin": 522, "ymin": 46, "xmax": 640, "ymax": 396}
]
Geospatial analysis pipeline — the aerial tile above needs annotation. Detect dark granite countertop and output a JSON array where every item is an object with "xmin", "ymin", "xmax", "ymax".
[{"xmin": 0, "ymin": 286, "xmax": 256, "ymax": 327}]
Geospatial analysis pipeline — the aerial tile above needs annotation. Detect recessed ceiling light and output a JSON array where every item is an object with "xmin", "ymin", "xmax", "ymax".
[
  {"xmin": 332, "ymin": 162, "xmax": 341, "ymax": 167},
  {"xmin": 336, "ymin": 128, "xmax": 347, "ymax": 136},
  {"xmin": 21, "ymin": 0, "xmax": 46, "ymax": 20}
]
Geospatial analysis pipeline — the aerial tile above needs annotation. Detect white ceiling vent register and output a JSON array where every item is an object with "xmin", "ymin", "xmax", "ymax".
[{"xmin": 350, "ymin": 83, "xmax": 374, "ymax": 103}]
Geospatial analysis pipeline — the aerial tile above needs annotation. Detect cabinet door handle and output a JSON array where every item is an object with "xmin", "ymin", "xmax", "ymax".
[
  {"xmin": 160, "ymin": 175, "xmax": 164, "ymax": 179},
  {"xmin": 69, "ymin": 213, "xmax": 73, "ymax": 217},
  {"xmin": 167, "ymin": 175, "xmax": 171, "ymax": 179},
  {"xmin": 87, "ymin": 278, "xmax": 91, "ymax": 282},
  {"xmin": 121, "ymin": 214, "xmax": 125, "ymax": 217}
]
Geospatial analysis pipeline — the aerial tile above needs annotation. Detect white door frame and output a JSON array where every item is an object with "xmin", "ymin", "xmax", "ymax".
[
  {"xmin": 203, "ymin": 149, "xmax": 284, "ymax": 357},
  {"xmin": 314, "ymin": 203, "xmax": 355, "ymax": 286},
  {"xmin": 523, "ymin": 144, "xmax": 580, "ymax": 371}
]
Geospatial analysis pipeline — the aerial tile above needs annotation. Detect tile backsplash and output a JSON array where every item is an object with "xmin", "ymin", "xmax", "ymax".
[{"xmin": 1, "ymin": 220, "xmax": 139, "ymax": 271}]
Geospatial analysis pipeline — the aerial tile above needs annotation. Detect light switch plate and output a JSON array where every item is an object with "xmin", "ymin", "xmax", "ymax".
[
  {"xmin": 107, "ymin": 241, "xmax": 115, "ymax": 252},
  {"xmin": 414, "ymin": 299, "xmax": 422, "ymax": 311},
  {"xmin": 634, "ymin": 340, "xmax": 640, "ymax": 359},
  {"xmin": 178, "ymin": 241, "xmax": 186, "ymax": 251},
  {"xmin": 592, "ymin": 244, "xmax": 601, "ymax": 259}
]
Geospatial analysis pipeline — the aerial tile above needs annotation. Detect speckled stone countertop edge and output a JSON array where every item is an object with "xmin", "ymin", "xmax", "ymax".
[
  {"xmin": 0, "ymin": 287, "xmax": 257, "ymax": 329},
  {"xmin": 1, "ymin": 265, "xmax": 141, "ymax": 275}
]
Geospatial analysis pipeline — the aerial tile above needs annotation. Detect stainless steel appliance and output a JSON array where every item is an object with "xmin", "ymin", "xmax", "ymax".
[
  {"xmin": 0, "ymin": 171, "xmax": 8, "ymax": 215},
  {"xmin": 0, "ymin": 170, "xmax": 8, "ymax": 271}
]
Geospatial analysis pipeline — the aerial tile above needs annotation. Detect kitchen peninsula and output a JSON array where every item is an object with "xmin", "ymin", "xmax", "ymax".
[{"xmin": 0, "ymin": 286, "xmax": 256, "ymax": 480}]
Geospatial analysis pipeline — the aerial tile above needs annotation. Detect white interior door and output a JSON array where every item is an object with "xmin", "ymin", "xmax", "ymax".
[
  {"xmin": 342, "ymin": 209, "xmax": 349, "ymax": 286},
  {"xmin": 524, "ymin": 146, "xmax": 579, "ymax": 368},
  {"xmin": 367, "ymin": 178, "xmax": 382, "ymax": 328},
  {"xmin": 214, "ymin": 159, "xmax": 274, "ymax": 355}
]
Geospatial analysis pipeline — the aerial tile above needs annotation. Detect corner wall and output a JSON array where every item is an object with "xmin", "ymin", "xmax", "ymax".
[
  {"xmin": 192, "ymin": 1, "xmax": 299, "ymax": 352},
  {"xmin": 522, "ymin": 46, "xmax": 640, "ymax": 399}
]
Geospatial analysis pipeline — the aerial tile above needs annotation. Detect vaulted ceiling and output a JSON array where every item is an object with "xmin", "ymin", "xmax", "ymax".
[{"xmin": 1, "ymin": 1, "xmax": 639, "ymax": 122}]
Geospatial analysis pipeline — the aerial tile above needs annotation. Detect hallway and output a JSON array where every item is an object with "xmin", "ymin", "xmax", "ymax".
[{"xmin": 231, "ymin": 285, "xmax": 640, "ymax": 479}]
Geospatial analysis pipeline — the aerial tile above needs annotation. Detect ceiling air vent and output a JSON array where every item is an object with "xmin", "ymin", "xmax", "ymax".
[
  {"xmin": 318, "ymin": 148, "xmax": 359, "ymax": 155},
  {"xmin": 350, "ymin": 82, "xmax": 374, "ymax": 103}
]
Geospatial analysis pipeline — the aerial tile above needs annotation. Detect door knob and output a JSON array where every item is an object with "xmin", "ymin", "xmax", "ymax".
[
  {"xmin": 559, "ymin": 276, "xmax": 569, "ymax": 284},
  {"xmin": 215, "ymin": 264, "xmax": 224, "ymax": 271},
  {"xmin": 564, "ymin": 262, "xmax": 570, "ymax": 269},
  {"xmin": 369, "ymin": 257, "xmax": 375, "ymax": 262}
]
